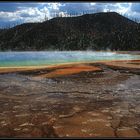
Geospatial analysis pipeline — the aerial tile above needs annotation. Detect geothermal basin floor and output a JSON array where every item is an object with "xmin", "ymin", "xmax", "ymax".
[{"xmin": 0, "ymin": 60, "xmax": 140, "ymax": 138}]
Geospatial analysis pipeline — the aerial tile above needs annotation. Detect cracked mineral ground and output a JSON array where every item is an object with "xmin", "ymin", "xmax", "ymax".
[{"xmin": 0, "ymin": 61, "xmax": 140, "ymax": 138}]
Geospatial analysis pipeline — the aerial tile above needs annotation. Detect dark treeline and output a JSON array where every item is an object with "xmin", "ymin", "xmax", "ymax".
[{"xmin": 0, "ymin": 12, "xmax": 140, "ymax": 51}]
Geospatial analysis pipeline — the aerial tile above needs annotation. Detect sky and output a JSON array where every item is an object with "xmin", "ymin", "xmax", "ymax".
[{"xmin": 0, "ymin": 2, "xmax": 140, "ymax": 28}]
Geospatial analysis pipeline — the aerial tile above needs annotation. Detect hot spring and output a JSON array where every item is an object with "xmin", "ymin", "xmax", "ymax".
[{"xmin": 0, "ymin": 51, "xmax": 140, "ymax": 67}]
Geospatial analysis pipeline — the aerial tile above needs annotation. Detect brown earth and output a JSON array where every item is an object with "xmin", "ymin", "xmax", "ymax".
[{"xmin": 0, "ymin": 60, "xmax": 139, "ymax": 138}]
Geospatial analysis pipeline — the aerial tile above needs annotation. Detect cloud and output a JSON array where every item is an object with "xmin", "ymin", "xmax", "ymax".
[
  {"xmin": 59, "ymin": 3, "xmax": 93, "ymax": 13},
  {"xmin": 0, "ymin": 2, "xmax": 42, "ymax": 12},
  {"xmin": 131, "ymin": 3, "xmax": 140, "ymax": 12},
  {"xmin": 59, "ymin": 2, "xmax": 132, "ymax": 15},
  {"xmin": 108, "ymin": 3, "xmax": 131, "ymax": 14},
  {"xmin": 0, "ymin": 5, "xmax": 50, "ymax": 24}
]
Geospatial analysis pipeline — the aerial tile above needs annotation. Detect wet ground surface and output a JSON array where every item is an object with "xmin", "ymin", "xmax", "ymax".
[{"xmin": 0, "ymin": 62, "xmax": 140, "ymax": 138}]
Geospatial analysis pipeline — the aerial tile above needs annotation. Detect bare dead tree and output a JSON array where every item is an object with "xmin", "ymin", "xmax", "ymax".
[
  {"xmin": 134, "ymin": 18, "xmax": 139, "ymax": 23},
  {"xmin": 44, "ymin": 14, "xmax": 48, "ymax": 21}
]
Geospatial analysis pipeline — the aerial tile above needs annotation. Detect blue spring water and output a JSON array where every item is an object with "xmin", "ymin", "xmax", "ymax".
[{"xmin": 0, "ymin": 51, "xmax": 140, "ymax": 67}]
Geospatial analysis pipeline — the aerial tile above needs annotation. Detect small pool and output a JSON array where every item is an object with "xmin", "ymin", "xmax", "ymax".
[{"xmin": 0, "ymin": 51, "xmax": 140, "ymax": 67}]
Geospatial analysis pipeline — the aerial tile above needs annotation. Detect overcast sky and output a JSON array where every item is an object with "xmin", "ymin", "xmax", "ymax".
[{"xmin": 0, "ymin": 2, "xmax": 140, "ymax": 28}]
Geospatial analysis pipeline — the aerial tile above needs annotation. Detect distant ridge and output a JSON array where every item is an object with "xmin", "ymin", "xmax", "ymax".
[{"xmin": 0, "ymin": 12, "xmax": 139, "ymax": 51}]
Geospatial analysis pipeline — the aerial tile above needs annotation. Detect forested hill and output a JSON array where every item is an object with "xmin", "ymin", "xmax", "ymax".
[{"xmin": 0, "ymin": 12, "xmax": 140, "ymax": 51}]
